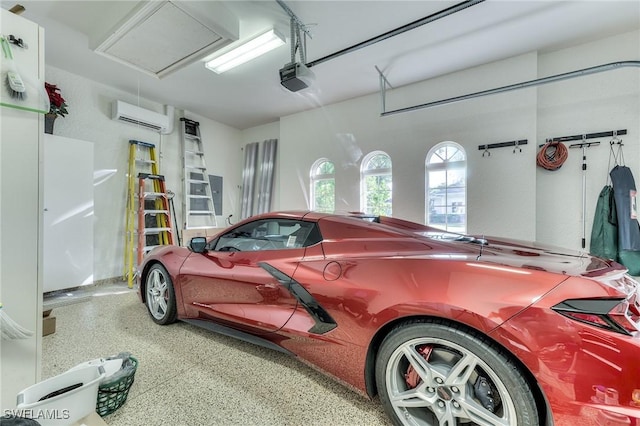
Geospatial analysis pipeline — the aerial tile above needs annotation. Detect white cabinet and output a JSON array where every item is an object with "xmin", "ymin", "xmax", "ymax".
[
  {"xmin": 43, "ymin": 134, "xmax": 94, "ymax": 292},
  {"xmin": 0, "ymin": 9, "xmax": 45, "ymax": 410}
]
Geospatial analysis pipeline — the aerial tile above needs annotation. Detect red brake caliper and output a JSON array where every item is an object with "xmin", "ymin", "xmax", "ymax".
[{"xmin": 404, "ymin": 345, "xmax": 433, "ymax": 389}]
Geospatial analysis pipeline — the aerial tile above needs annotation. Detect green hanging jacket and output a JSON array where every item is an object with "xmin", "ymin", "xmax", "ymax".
[
  {"xmin": 590, "ymin": 184, "xmax": 640, "ymax": 275},
  {"xmin": 589, "ymin": 185, "xmax": 618, "ymax": 261}
]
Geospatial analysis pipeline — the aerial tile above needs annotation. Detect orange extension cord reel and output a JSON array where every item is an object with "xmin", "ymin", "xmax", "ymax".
[{"xmin": 537, "ymin": 140, "xmax": 568, "ymax": 171}]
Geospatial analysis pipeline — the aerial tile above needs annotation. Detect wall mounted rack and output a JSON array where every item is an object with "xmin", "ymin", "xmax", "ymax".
[
  {"xmin": 548, "ymin": 129, "xmax": 626, "ymax": 143},
  {"xmin": 539, "ymin": 129, "xmax": 627, "ymax": 147},
  {"xmin": 478, "ymin": 139, "xmax": 527, "ymax": 156}
]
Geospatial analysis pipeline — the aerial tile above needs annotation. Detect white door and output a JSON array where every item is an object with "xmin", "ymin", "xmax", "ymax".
[
  {"xmin": 1, "ymin": 8, "xmax": 45, "ymax": 410},
  {"xmin": 43, "ymin": 134, "xmax": 94, "ymax": 292}
]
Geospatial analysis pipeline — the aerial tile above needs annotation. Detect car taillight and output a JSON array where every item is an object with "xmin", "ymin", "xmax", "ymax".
[
  {"xmin": 552, "ymin": 297, "xmax": 640, "ymax": 336},
  {"xmin": 609, "ymin": 294, "xmax": 640, "ymax": 333}
]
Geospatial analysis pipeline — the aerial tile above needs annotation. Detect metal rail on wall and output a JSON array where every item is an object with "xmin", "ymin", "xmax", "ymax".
[
  {"xmin": 547, "ymin": 129, "xmax": 627, "ymax": 143},
  {"xmin": 379, "ymin": 61, "xmax": 640, "ymax": 117},
  {"xmin": 478, "ymin": 139, "xmax": 528, "ymax": 157},
  {"xmin": 537, "ymin": 129, "xmax": 628, "ymax": 149}
]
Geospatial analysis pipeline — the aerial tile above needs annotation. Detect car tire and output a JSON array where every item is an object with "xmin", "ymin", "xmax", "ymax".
[
  {"xmin": 145, "ymin": 264, "xmax": 177, "ymax": 325},
  {"xmin": 375, "ymin": 320, "xmax": 539, "ymax": 426}
]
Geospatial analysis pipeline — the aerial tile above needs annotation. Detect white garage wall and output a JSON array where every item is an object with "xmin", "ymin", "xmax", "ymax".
[
  {"xmin": 246, "ymin": 29, "xmax": 640, "ymax": 251},
  {"xmin": 46, "ymin": 26, "xmax": 640, "ymax": 284},
  {"xmin": 183, "ymin": 110, "xmax": 243, "ymax": 227},
  {"xmin": 44, "ymin": 66, "xmax": 242, "ymax": 282},
  {"xmin": 242, "ymin": 121, "xmax": 280, "ymax": 143},
  {"xmin": 277, "ymin": 53, "xmax": 539, "ymax": 241},
  {"xmin": 536, "ymin": 29, "xmax": 640, "ymax": 251}
]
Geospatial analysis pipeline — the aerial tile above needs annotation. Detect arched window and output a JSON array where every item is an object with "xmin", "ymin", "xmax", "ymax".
[
  {"xmin": 426, "ymin": 142, "xmax": 466, "ymax": 233},
  {"xmin": 361, "ymin": 151, "xmax": 392, "ymax": 215},
  {"xmin": 310, "ymin": 159, "xmax": 335, "ymax": 212}
]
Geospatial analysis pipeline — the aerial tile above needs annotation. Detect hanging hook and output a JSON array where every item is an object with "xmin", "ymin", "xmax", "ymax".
[
  {"xmin": 611, "ymin": 130, "xmax": 623, "ymax": 146},
  {"xmin": 513, "ymin": 140, "xmax": 521, "ymax": 154},
  {"xmin": 482, "ymin": 145, "xmax": 490, "ymax": 157},
  {"xmin": 7, "ymin": 34, "xmax": 26, "ymax": 49}
]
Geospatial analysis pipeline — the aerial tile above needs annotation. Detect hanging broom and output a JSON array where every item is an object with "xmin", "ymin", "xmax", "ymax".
[
  {"xmin": 1, "ymin": 36, "xmax": 27, "ymax": 100},
  {"xmin": 0, "ymin": 302, "xmax": 34, "ymax": 340}
]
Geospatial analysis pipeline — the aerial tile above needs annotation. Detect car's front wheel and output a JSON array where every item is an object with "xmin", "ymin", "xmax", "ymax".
[
  {"xmin": 375, "ymin": 320, "xmax": 539, "ymax": 426},
  {"xmin": 145, "ymin": 264, "xmax": 177, "ymax": 325}
]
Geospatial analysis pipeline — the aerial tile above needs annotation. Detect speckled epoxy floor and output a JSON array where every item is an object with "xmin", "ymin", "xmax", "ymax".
[{"xmin": 42, "ymin": 284, "xmax": 390, "ymax": 426}]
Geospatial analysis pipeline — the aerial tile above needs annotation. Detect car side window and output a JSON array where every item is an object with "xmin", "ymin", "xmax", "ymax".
[{"xmin": 213, "ymin": 219, "xmax": 321, "ymax": 252}]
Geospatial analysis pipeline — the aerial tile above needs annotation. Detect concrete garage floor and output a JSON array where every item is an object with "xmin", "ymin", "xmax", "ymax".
[
  {"xmin": 42, "ymin": 284, "xmax": 604, "ymax": 425},
  {"xmin": 42, "ymin": 285, "xmax": 390, "ymax": 426}
]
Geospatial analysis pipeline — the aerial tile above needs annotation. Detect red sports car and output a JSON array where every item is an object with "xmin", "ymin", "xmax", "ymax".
[{"xmin": 138, "ymin": 211, "xmax": 640, "ymax": 426}]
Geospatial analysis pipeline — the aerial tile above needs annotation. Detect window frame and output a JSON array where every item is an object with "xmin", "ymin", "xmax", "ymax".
[
  {"xmin": 425, "ymin": 142, "xmax": 467, "ymax": 233},
  {"xmin": 310, "ymin": 158, "xmax": 335, "ymax": 212},
  {"xmin": 360, "ymin": 150, "xmax": 392, "ymax": 216},
  {"xmin": 212, "ymin": 219, "xmax": 321, "ymax": 252}
]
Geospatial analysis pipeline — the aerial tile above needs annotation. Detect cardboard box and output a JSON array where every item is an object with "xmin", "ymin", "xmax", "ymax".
[
  {"xmin": 181, "ymin": 227, "xmax": 227, "ymax": 246},
  {"xmin": 181, "ymin": 228, "xmax": 208, "ymax": 245},
  {"xmin": 43, "ymin": 309, "xmax": 56, "ymax": 336}
]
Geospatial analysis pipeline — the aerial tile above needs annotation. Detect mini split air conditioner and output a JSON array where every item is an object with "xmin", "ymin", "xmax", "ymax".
[{"xmin": 112, "ymin": 100, "xmax": 172, "ymax": 134}]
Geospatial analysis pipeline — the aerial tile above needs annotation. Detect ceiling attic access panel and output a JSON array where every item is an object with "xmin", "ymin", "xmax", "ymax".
[{"xmin": 93, "ymin": 0, "xmax": 239, "ymax": 78}]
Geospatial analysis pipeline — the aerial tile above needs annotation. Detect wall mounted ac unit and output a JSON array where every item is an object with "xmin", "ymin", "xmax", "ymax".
[{"xmin": 112, "ymin": 100, "xmax": 171, "ymax": 134}]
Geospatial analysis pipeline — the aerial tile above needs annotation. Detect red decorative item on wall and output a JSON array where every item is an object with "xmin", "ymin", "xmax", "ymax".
[
  {"xmin": 43, "ymin": 82, "xmax": 68, "ymax": 134},
  {"xmin": 44, "ymin": 82, "xmax": 68, "ymax": 117}
]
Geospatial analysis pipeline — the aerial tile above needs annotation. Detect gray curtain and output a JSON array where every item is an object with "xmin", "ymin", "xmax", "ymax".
[
  {"xmin": 240, "ymin": 139, "xmax": 277, "ymax": 219},
  {"xmin": 256, "ymin": 139, "xmax": 277, "ymax": 215},
  {"xmin": 240, "ymin": 142, "xmax": 259, "ymax": 219}
]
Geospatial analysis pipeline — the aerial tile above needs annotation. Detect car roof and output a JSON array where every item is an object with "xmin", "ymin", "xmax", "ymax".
[
  {"xmin": 231, "ymin": 211, "xmax": 440, "ymax": 240},
  {"xmin": 243, "ymin": 210, "xmax": 349, "ymax": 222}
]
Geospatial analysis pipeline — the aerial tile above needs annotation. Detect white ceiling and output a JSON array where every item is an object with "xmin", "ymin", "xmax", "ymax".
[{"xmin": 2, "ymin": 1, "xmax": 639, "ymax": 129}]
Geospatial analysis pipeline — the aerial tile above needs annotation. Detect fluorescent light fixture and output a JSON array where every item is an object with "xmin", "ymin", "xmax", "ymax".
[{"xmin": 205, "ymin": 29, "xmax": 285, "ymax": 73}]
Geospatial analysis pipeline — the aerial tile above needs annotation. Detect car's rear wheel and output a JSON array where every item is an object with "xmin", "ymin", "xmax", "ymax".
[
  {"xmin": 145, "ymin": 264, "xmax": 177, "ymax": 325},
  {"xmin": 375, "ymin": 320, "xmax": 539, "ymax": 426}
]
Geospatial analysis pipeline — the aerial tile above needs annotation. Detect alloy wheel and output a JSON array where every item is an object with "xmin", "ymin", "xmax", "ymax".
[
  {"xmin": 385, "ymin": 336, "xmax": 517, "ymax": 426},
  {"xmin": 146, "ymin": 267, "xmax": 169, "ymax": 321}
]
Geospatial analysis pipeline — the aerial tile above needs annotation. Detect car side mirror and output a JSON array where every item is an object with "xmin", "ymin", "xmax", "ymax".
[{"xmin": 189, "ymin": 237, "xmax": 208, "ymax": 253}]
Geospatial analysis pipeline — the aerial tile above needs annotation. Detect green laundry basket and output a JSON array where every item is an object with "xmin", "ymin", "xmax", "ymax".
[{"xmin": 96, "ymin": 356, "xmax": 138, "ymax": 416}]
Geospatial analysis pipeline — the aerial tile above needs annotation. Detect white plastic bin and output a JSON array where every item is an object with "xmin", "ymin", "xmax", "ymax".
[
  {"xmin": 16, "ymin": 364, "xmax": 105, "ymax": 426},
  {"xmin": 68, "ymin": 357, "xmax": 123, "ymax": 377}
]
